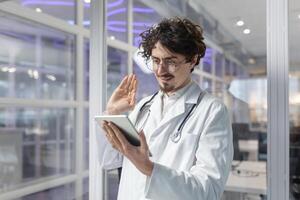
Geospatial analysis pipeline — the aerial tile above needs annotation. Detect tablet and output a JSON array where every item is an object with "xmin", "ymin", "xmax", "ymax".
[{"xmin": 94, "ymin": 115, "xmax": 140, "ymax": 146}]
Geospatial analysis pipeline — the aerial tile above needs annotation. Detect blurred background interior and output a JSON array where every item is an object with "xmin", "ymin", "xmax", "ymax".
[{"xmin": 0, "ymin": 0, "xmax": 299, "ymax": 199}]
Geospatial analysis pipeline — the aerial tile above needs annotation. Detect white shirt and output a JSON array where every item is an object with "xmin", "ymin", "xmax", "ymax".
[{"xmin": 97, "ymin": 81, "xmax": 233, "ymax": 200}]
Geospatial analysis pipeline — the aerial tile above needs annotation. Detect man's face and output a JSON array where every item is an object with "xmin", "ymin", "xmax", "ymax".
[{"xmin": 151, "ymin": 42, "xmax": 194, "ymax": 93}]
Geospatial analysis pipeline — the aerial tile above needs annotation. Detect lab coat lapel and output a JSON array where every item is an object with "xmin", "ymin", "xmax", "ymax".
[{"xmin": 150, "ymin": 82, "xmax": 202, "ymax": 135}]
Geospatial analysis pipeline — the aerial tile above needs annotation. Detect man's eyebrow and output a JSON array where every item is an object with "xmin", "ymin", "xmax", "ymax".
[{"xmin": 151, "ymin": 56, "xmax": 178, "ymax": 59}]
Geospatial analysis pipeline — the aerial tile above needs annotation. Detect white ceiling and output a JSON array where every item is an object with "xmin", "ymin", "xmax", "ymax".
[{"xmin": 189, "ymin": 0, "xmax": 300, "ymax": 69}]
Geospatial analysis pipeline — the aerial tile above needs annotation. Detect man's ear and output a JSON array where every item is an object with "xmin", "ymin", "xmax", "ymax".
[{"xmin": 188, "ymin": 56, "xmax": 198, "ymax": 71}]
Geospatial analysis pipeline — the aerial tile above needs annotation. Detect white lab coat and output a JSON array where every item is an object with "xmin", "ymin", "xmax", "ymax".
[{"xmin": 97, "ymin": 81, "xmax": 233, "ymax": 200}]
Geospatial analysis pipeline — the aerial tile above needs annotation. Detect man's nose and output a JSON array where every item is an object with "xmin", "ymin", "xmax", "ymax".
[{"xmin": 156, "ymin": 61, "xmax": 169, "ymax": 73}]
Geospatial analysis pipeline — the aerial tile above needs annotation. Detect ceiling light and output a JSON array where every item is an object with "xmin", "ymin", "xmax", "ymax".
[
  {"xmin": 110, "ymin": 36, "xmax": 115, "ymax": 40},
  {"xmin": 243, "ymin": 28, "xmax": 251, "ymax": 34},
  {"xmin": 27, "ymin": 69, "xmax": 33, "ymax": 77},
  {"xmin": 35, "ymin": 8, "xmax": 42, "ymax": 13},
  {"xmin": 236, "ymin": 20, "xmax": 244, "ymax": 26},
  {"xmin": 1, "ymin": 67, "xmax": 9, "ymax": 72},
  {"xmin": 46, "ymin": 74, "xmax": 56, "ymax": 81},
  {"xmin": 248, "ymin": 58, "xmax": 256, "ymax": 65},
  {"xmin": 33, "ymin": 70, "xmax": 39, "ymax": 79},
  {"xmin": 84, "ymin": 0, "xmax": 91, "ymax": 3},
  {"xmin": 298, "ymin": 14, "xmax": 300, "ymax": 19},
  {"xmin": 8, "ymin": 67, "xmax": 16, "ymax": 73}
]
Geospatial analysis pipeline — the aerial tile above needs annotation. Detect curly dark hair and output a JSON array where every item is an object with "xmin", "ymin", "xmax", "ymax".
[{"xmin": 139, "ymin": 17, "xmax": 206, "ymax": 72}]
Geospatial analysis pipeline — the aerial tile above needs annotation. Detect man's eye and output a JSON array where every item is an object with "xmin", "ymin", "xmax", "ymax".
[
  {"xmin": 153, "ymin": 60, "xmax": 160, "ymax": 64},
  {"xmin": 166, "ymin": 60, "xmax": 176, "ymax": 65}
]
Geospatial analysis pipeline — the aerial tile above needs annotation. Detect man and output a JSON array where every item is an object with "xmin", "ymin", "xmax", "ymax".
[{"xmin": 100, "ymin": 17, "xmax": 233, "ymax": 200}]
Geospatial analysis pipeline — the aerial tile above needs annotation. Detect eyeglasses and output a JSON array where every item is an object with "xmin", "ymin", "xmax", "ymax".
[{"xmin": 149, "ymin": 58, "xmax": 189, "ymax": 73}]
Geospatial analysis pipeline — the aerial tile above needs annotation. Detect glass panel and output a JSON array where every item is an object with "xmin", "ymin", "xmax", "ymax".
[
  {"xmin": 86, "ymin": 0, "xmax": 130, "ymax": 39},
  {"xmin": 12, "ymin": 0, "xmax": 76, "ymax": 24},
  {"xmin": 83, "ymin": 177, "xmax": 89, "ymax": 200},
  {"xmin": 132, "ymin": 0, "xmax": 162, "ymax": 46},
  {"xmin": 0, "ymin": 108, "xmax": 75, "ymax": 192},
  {"xmin": 83, "ymin": 108, "xmax": 89, "ymax": 170},
  {"xmin": 203, "ymin": 47, "xmax": 213, "ymax": 74},
  {"xmin": 289, "ymin": 0, "xmax": 300, "ymax": 199},
  {"xmin": 106, "ymin": 0, "xmax": 128, "ymax": 42},
  {"xmin": 225, "ymin": 59, "xmax": 232, "ymax": 78},
  {"xmin": 107, "ymin": 46, "xmax": 128, "ymax": 99},
  {"xmin": 84, "ymin": 38, "xmax": 90, "ymax": 101},
  {"xmin": 192, "ymin": 73, "xmax": 201, "ymax": 85},
  {"xmin": 107, "ymin": 169, "xmax": 119, "ymax": 200},
  {"xmin": 22, "ymin": 183, "xmax": 75, "ymax": 200},
  {"xmin": 105, "ymin": 47, "xmax": 128, "ymax": 200},
  {"xmin": 83, "ymin": 0, "xmax": 91, "ymax": 28},
  {"xmin": 186, "ymin": 1, "xmax": 267, "ymax": 198},
  {"xmin": 215, "ymin": 51, "xmax": 224, "ymax": 77},
  {"xmin": 202, "ymin": 77, "xmax": 212, "ymax": 92},
  {"xmin": 215, "ymin": 81, "xmax": 224, "ymax": 99},
  {"xmin": 0, "ymin": 12, "xmax": 76, "ymax": 100}
]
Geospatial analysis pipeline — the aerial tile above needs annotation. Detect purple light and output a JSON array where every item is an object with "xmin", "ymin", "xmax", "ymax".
[
  {"xmin": 133, "ymin": 7, "xmax": 154, "ymax": 13},
  {"xmin": 107, "ymin": 21, "xmax": 152, "ymax": 27},
  {"xmin": 107, "ymin": 8, "xmax": 126, "ymax": 17},
  {"xmin": 22, "ymin": 0, "xmax": 125, "ymax": 8},
  {"xmin": 22, "ymin": 0, "xmax": 75, "ymax": 6},
  {"xmin": 107, "ymin": 25, "xmax": 144, "ymax": 34},
  {"xmin": 107, "ymin": 0, "xmax": 124, "ymax": 8}
]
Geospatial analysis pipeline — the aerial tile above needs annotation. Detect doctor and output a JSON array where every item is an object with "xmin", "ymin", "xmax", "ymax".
[{"xmin": 100, "ymin": 17, "xmax": 233, "ymax": 200}]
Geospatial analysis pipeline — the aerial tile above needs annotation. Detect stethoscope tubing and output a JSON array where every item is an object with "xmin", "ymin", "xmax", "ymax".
[{"xmin": 135, "ymin": 90, "xmax": 204, "ymax": 143}]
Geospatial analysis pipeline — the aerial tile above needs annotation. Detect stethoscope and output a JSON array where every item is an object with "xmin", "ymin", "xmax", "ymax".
[{"xmin": 134, "ymin": 90, "xmax": 205, "ymax": 143}]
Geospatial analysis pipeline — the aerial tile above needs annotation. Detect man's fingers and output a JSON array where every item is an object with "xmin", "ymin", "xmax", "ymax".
[
  {"xmin": 109, "ymin": 122, "xmax": 131, "ymax": 149},
  {"xmin": 126, "ymin": 74, "xmax": 134, "ymax": 91},
  {"xmin": 118, "ymin": 75, "xmax": 129, "ymax": 89},
  {"xmin": 139, "ymin": 130, "xmax": 148, "ymax": 150},
  {"xmin": 132, "ymin": 78, "xmax": 138, "ymax": 93},
  {"xmin": 128, "ymin": 74, "xmax": 136, "ymax": 92},
  {"xmin": 105, "ymin": 123, "xmax": 122, "ymax": 143}
]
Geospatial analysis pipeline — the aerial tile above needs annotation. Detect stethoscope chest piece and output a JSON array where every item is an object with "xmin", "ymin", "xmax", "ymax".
[{"xmin": 170, "ymin": 131, "xmax": 182, "ymax": 143}]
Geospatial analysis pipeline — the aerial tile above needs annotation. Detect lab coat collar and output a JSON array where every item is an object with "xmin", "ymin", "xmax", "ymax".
[{"xmin": 151, "ymin": 81, "xmax": 202, "ymax": 132}]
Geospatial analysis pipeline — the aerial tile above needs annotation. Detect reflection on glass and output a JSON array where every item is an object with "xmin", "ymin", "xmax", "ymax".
[
  {"xmin": 83, "ymin": 109, "xmax": 89, "ymax": 170},
  {"xmin": 107, "ymin": 47, "xmax": 128, "ymax": 99},
  {"xmin": 225, "ymin": 59, "xmax": 231, "ymax": 78},
  {"xmin": 107, "ymin": 169, "xmax": 119, "ymax": 200},
  {"xmin": 215, "ymin": 52, "xmax": 223, "ymax": 77},
  {"xmin": 215, "ymin": 81, "xmax": 223, "ymax": 99},
  {"xmin": 202, "ymin": 77, "xmax": 212, "ymax": 92},
  {"xmin": 84, "ymin": 38, "xmax": 90, "ymax": 101},
  {"xmin": 0, "ymin": 108, "xmax": 75, "ymax": 192},
  {"xmin": 289, "ymin": 1, "xmax": 300, "ymax": 198},
  {"xmin": 0, "ymin": 12, "xmax": 76, "ymax": 100},
  {"xmin": 12, "ymin": 0, "xmax": 76, "ymax": 23},
  {"xmin": 133, "ymin": 0, "xmax": 162, "ymax": 46},
  {"xmin": 203, "ymin": 47, "xmax": 212, "ymax": 73},
  {"xmin": 106, "ymin": 0, "xmax": 128, "ymax": 42},
  {"xmin": 192, "ymin": 73, "xmax": 201, "ymax": 85},
  {"xmin": 83, "ymin": 177, "xmax": 89, "ymax": 200},
  {"xmin": 22, "ymin": 183, "xmax": 75, "ymax": 200}
]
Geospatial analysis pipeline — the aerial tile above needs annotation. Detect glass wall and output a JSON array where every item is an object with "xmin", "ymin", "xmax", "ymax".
[
  {"xmin": 289, "ymin": 0, "xmax": 300, "ymax": 199},
  {"xmin": 0, "ymin": 0, "xmax": 89, "ymax": 199},
  {"xmin": 12, "ymin": 0, "xmax": 76, "ymax": 24}
]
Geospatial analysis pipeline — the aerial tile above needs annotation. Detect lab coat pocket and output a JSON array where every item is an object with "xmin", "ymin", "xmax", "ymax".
[{"xmin": 165, "ymin": 132, "xmax": 199, "ymax": 169}]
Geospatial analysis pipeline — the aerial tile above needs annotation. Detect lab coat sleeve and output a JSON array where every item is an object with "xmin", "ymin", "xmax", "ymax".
[
  {"xmin": 96, "ymin": 122, "xmax": 123, "ymax": 170},
  {"xmin": 144, "ymin": 101, "xmax": 233, "ymax": 200}
]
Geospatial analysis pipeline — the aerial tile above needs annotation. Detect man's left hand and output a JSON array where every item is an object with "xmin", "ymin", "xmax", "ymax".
[{"xmin": 101, "ymin": 121, "xmax": 154, "ymax": 176}]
